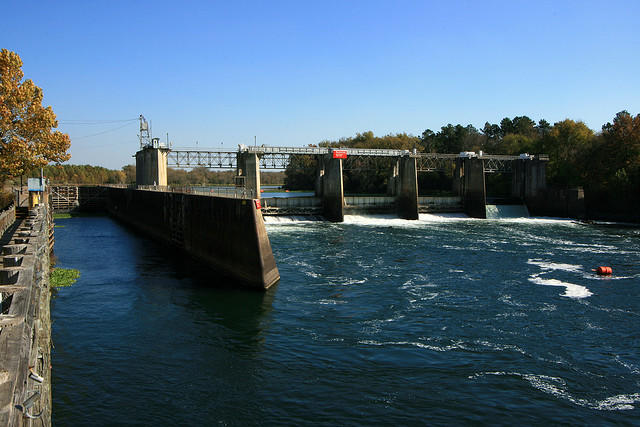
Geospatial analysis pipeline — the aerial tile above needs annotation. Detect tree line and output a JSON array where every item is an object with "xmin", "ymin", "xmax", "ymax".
[
  {"xmin": 284, "ymin": 111, "xmax": 640, "ymax": 214},
  {"xmin": 14, "ymin": 164, "xmax": 285, "ymax": 187}
]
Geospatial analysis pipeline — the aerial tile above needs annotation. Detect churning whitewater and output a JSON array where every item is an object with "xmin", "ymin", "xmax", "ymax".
[{"xmin": 52, "ymin": 214, "xmax": 640, "ymax": 424}]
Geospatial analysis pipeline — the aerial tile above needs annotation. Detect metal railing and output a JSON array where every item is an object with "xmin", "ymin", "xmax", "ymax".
[
  {"xmin": 168, "ymin": 150, "xmax": 238, "ymax": 168},
  {"xmin": 168, "ymin": 145, "xmax": 548, "ymax": 171},
  {"xmin": 134, "ymin": 185, "xmax": 256, "ymax": 199}
]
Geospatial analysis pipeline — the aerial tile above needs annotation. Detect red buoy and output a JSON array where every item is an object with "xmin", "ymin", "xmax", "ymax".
[{"xmin": 595, "ymin": 266, "xmax": 612, "ymax": 275}]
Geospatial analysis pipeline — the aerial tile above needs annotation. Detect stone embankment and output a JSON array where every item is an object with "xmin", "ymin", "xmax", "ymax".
[{"xmin": 0, "ymin": 205, "xmax": 52, "ymax": 426}]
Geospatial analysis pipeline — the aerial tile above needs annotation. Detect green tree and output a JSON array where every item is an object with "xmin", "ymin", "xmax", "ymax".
[
  {"xmin": 122, "ymin": 165, "xmax": 136, "ymax": 183},
  {"xmin": 536, "ymin": 119, "xmax": 551, "ymax": 137},
  {"xmin": 546, "ymin": 119, "xmax": 594, "ymax": 187},
  {"xmin": 587, "ymin": 111, "xmax": 640, "ymax": 192},
  {"xmin": 511, "ymin": 116, "xmax": 537, "ymax": 137}
]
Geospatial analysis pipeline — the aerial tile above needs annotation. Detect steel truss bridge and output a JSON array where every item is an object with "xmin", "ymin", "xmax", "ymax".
[{"xmin": 167, "ymin": 146, "xmax": 545, "ymax": 173}]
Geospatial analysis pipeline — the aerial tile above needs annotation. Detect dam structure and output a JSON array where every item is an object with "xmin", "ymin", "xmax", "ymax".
[
  {"xmin": 148, "ymin": 143, "xmax": 549, "ymax": 221},
  {"xmin": 46, "ymin": 141, "xmax": 549, "ymax": 291}
]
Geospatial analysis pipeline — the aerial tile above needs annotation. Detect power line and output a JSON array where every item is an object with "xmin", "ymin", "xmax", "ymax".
[
  {"xmin": 58, "ymin": 118, "xmax": 138, "ymax": 125},
  {"xmin": 71, "ymin": 121, "xmax": 137, "ymax": 140}
]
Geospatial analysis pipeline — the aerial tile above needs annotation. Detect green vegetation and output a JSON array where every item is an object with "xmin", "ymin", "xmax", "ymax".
[
  {"xmin": 50, "ymin": 268, "xmax": 80, "ymax": 288},
  {"xmin": 284, "ymin": 111, "xmax": 640, "ymax": 215},
  {"xmin": 167, "ymin": 167, "xmax": 284, "ymax": 186},
  {"xmin": 53, "ymin": 212, "xmax": 73, "ymax": 219},
  {"xmin": 18, "ymin": 164, "xmax": 285, "ymax": 187}
]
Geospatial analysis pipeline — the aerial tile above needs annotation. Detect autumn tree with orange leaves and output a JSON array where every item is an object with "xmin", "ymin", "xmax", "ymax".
[{"xmin": 0, "ymin": 49, "xmax": 70, "ymax": 179}]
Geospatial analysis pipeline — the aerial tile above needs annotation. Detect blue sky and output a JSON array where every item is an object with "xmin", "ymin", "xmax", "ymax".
[{"xmin": 3, "ymin": 0, "xmax": 639, "ymax": 169}]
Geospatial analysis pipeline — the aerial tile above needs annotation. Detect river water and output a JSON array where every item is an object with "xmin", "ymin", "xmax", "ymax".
[{"xmin": 51, "ymin": 214, "xmax": 640, "ymax": 425}]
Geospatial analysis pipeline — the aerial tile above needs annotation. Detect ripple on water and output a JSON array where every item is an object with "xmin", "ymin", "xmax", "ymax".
[
  {"xmin": 53, "ymin": 215, "xmax": 640, "ymax": 425},
  {"xmin": 470, "ymin": 372, "xmax": 640, "ymax": 411}
]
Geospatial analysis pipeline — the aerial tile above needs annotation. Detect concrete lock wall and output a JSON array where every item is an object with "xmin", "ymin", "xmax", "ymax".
[
  {"xmin": 106, "ymin": 188, "xmax": 279, "ymax": 289},
  {"xmin": 0, "ymin": 205, "xmax": 53, "ymax": 426},
  {"xmin": 135, "ymin": 147, "xmax": 169, "ymax": 186}
]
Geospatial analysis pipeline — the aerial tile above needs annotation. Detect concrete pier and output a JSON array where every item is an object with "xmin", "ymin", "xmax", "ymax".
[
  {"xmin": 452, "ymin": 158, "xmax": 463, "ymax": 196},
  {"xmin": 135, "ymin": 147, "xmax": 169, "ymax": 186},
  {"xmin": 395, "ymin": 156, "xmax": 419, "ymax": 220},
  {"xmin": 107, "ymin": 188, "xmax": 279, "ymax": 289},
  {"xmin": 237, "ymin": 152, "xmax": 261, "ymax": 197},
  {"xmin": 511, "ymin": 158, "xmax": 547, "ymax": 201},
  {"xmin": 463, "ymin": 157, "xmax": 487, "ymax": 218},
  {"xmin": 320, "ymin": 152, "xmax": 345, "ymax": 222}
]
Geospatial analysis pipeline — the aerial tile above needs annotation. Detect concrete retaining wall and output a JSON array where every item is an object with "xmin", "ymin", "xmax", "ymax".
[
  {"xmin": 0, "ymin": 205, "xmax": 52, "ymax": 426},
  {"xmin": 527, "ymin": 187, "xmax": 586, "ymax": 219},
  {"xmin": 106, "ymin": 188, "xmax": 279, "ymax": 290}
]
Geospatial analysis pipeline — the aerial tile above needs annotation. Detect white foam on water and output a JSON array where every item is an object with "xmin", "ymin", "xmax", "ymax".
[
  {"xmin": 418, "ymin": 212, "xmax": 471, "ymax": 222},
  {"xmin": 474, "ymin": 340, "xmax": 528, "ymax": 355},
  {"xmin": 614, "ymin": 355, "xmax": 640, "ymax": 374},
  {"xmin": 358, "ymin": 339, "xmax": 472, "ymax": 352},
  {"xmin": 527, "ymin": 259, "xmax": 584, "ymax": 274},
  {"xmin": 342, "ymin": 214, "xmax": 447, "ymax": 227},
  {"xmin": 263, "ymin": 215, "xmax": 323, "ymax": 224},
  {"xmin": 496, "ymin": 311, "xmax": 528, "ymax": 318},
  {"xmin": 266, "ymin": 212, "xmax": 577, "ymax": 229},
  {"xmin": 594, "ymin": 393, "xmax": 640, "ymax": 411},
  {"xmin": 539, "ymin": 303, "xmax": 557, "ymax": 312},
  {"xmin": 529, "ymin": 275, "xmax": 593, "ymax": 299},
  {"xmin": 318, "ymin": 299, "xmax": 347, "ymax": 305},
  {"xmin": 359, "ymin": 338, "xmax": 530, "ymax": 355},
  {"xmin": 470, "ymin": 372, "xmax": 640, "ymax": 411},
  {"xmin": 361, "ymin": 315, "xmax": 407, "ymax": 334},
  {"xmin": 499, "ymin": 294, "xmax": 527, "ymax": 307},
  {"xmin": 491, "ymin": 216, "xmax": 577, "ymax": 225},
  {"xmin": 527, "ymin": 259, "xmax": 594, "ymax": 298}
]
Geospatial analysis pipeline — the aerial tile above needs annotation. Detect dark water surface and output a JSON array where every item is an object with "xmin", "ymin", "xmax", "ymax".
[{"xmin": 52, "ymin": 215, "xmax": 640, "ymax": 425}]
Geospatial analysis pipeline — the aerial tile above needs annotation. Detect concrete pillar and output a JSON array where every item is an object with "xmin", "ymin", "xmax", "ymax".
[
  {"xmin": 452, "ymin": 158, "xmax": 463, "ymax": 196},
  {"xmin": 524, "ymin": 159, "xmax": 547, "ymax": 199},
  {"xmin": 321, "ymin": 153, "xmax": 344, "ymax": 222},
  {"xmin": 387, "ymin": 162, "xmax": 399, "ymax": 196},
  {"xmin": 511, "ymin": 159, "xmax": 525, "ymax": 200},
  {"xmin": 135, "ymin": 147, "xmax": 169, "ymax": 186},
  {"xmin": 512, "ymin": 158, "xmax": 547, "ymax": 201},
  {"xmin": 395, "ymin": 156, "xmax": 419, "ymax": 220},
  {"xmin": 237, "ymin": 152, "xmax": 261, "ymax": 198},
  {"xmin": 463, "ymin": 157, "xmax": 486, "ymax": 218},
  {"xmin": 315, "ymin": 155, "xmax": 325, "ymax": 197},
  {"xmin": 567, "ymin": 187, "xmax": 585, "ymax": 218}
]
